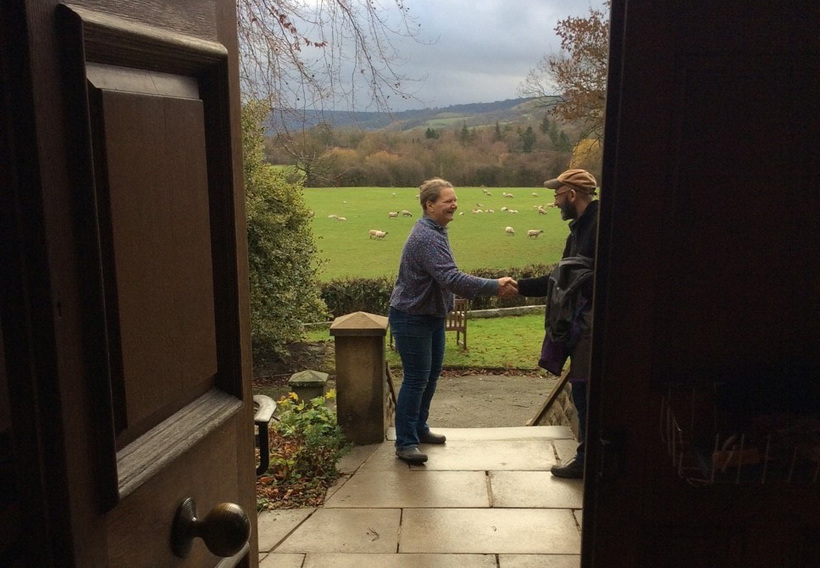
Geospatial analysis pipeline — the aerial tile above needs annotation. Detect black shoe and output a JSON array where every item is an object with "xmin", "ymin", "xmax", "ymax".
[
  {"xmin": 551, "ymin": 458, "xmax": 584, "ymax": 479},
  {"xmin": 396, "ymin": 447, "xmax": 428, "ymax": 464},
  {"xmin": 418, "ymin": 430, "xmax": 446, "ymax": 444}
]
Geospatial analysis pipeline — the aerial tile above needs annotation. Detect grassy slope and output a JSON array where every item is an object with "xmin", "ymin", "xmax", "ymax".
[{"xmin": 306, "ymin": 186, "xmax": 568, "ymax": 281}]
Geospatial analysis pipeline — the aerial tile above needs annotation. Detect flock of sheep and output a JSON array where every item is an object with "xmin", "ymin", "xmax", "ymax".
[{"xmin": 327, "ymin": 189, "xmax": 557, "ymax": 241}]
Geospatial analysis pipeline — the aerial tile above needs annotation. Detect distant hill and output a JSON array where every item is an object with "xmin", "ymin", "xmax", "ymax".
[{"xmin": 268, "ymin": 97, "xmax": 559, "ymax": 133}]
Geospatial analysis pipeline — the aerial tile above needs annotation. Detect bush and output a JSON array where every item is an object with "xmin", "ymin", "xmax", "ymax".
[{"xmin": 244, "ymin": 101, "xmax": 329, "ymax": 361}]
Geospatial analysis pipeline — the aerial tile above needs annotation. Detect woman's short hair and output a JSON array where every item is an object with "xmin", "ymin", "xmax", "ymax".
[{"xmin": 418, "ymin": 178, "xmax": 453, "ymax": 211}]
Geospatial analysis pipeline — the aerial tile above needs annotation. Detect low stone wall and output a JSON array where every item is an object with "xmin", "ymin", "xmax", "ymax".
[{"xmin": 534, "ymin": 382, "xmax": 579, "ymax": 439}]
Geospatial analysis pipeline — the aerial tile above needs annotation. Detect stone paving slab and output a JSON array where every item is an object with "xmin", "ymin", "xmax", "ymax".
[
  {"xmin": 336, "ymin": 443, "xmax": 380, "ymax": 474},
  {"xmin": 387, "ymin": 426, "xmax": 575, "ymax": 442},
  {"xmin": 301, "ymin": 552, "xmax": 498, "ymax": 567},
  {"xmin": 489, "ymin": 471, "xmax": 583, "ymax": 509},
  {"xmin": 259, "ymin": 552, "xmax": 304, "ymax": 567},
  {"xmin": 325, "ymin": 470, "xmax": 490, "ymax": 508},
  {"xmin": 400, "ymin": 509, "xmax": 581, "ymax": 554},
  {"xmin": 273, "ymin": 508, "xmax": 401, "ymax": 554},
  {"xmin": 552, "ymin": 439, "xmax": 580, "ymax": 464},
  {"xmin": 499, "ymin": 554, "xmax": 581, "ymax": 568},
  {"xmin": 409, "ymin": 439, "xmax": 556, "ymax": 471},
  {"xmin": 257, "ymin": 509, "xmax": 315, "ymax": 552}
]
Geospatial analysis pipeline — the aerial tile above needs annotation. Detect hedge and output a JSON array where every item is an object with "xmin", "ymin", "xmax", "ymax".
[{"xmin": 319, "ymin": 263, "xmax": 552, "ymax": 318}]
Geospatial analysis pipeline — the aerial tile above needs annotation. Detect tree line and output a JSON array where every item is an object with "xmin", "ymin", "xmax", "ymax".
[{"xmin": 263, "ymin": 113, "xmax": 588, "ymax": 188}]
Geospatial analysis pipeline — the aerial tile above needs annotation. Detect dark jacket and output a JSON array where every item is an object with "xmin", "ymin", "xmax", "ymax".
[
  {"xmin": 518, "ymin": 200, "xmax": 599, "ymax": 300},
  {"xmin": 542, "ymin": 255, "xmax": 594, "ymax": 344}
]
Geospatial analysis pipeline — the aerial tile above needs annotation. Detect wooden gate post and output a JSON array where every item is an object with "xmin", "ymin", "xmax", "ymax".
[{"xmin": 330, "ymin": 312, "xmax": 389, "ymax": 444}]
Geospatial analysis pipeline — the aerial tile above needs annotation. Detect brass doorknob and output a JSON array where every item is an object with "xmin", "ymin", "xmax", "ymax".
[{"xmin": 172, "ymin": 497, "xmax": 251, "ymax": 558}]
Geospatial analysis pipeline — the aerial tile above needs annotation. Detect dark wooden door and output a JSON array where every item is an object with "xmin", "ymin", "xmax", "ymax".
[
  {"xmin": 585, "ymin": 1, "xmax": 820, "ymax": 566},
  {"xmin": 1, "ymin": 0, "xmax": 256, "ymax": 566}
]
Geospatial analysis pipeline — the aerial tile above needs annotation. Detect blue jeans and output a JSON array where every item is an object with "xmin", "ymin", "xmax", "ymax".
[{"xmin": 389, "ymin": 307, "xmax": 446, "ymax": 450}]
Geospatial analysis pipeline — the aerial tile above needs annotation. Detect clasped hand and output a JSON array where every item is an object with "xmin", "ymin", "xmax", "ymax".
[{"xmin": 497, "ymin": 276, "xmax": 518, "ymax": 297}]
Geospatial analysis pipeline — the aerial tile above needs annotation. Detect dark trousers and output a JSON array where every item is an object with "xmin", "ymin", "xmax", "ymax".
[{"xmin": 570, "ymin": 381, "xmax": 588, "ymax": 463}]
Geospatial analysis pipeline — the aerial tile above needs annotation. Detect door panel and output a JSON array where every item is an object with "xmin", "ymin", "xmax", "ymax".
[
  {"xmin": 588, "ymin": 1, "xmax": 820, "ymax": 566},
  {"xmin": 3, "ymin": 0, "xmax": 255, "ymax": 565},
  {"xmin": 92, "ymin": 75, "xmax": 219, "ymax": 444}
]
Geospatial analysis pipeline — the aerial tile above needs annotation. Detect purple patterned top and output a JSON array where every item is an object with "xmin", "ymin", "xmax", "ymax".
[{"xmin": 389, "ymin": 215, "xmax": 499, "ymax": 317}]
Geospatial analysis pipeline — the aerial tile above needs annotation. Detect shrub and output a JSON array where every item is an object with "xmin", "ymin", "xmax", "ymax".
[
  {"xmin": 244, "ymin": 101, "xmax": 329, "ymax": 361},
  {"xmin": 256, "ymin": 390, "xmax": 350, "ymax": 510}
]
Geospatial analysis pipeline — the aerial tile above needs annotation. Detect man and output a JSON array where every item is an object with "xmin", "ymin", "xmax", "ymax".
[{"xmin": 517, "ymin": 168, "xmax": 599, "ymax": 479}]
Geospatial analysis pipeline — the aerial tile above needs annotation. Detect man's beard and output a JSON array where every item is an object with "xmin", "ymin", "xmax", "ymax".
[{"xmin": 559, "ymin": 201, "xmax": 577, "ymax": 221}]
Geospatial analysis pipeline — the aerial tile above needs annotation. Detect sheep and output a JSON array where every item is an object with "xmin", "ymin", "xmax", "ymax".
[
  {"xmin": 373, "ymin": 230, "xmax": 388, "ymax": 239},
  {"xmin": 388, "ymin": 211, "xmax": 399, "ymax": 218},
  {"xmin": 328, "ymin": 214, "xmax": 338, "ymax": 219},
  {"xmin": 505, "ymin": 226, "xmax": 515, "ymax": 236},
  {"xmin": 527, "ymin": 229, "xmax": 544, "ymax": 238},
  {"xmin": 401, "ymin": 209, "xmax": 413, "ymax": 217},
  {"xmin": 532, "ymin": 192, "xmax": 539, "ymax": 197},
  {"xmin": 368, "ymin": 229, "xmax": 383, "ymax": 239},
  {"xmin": 337, "ymin": 216, "xmax": 347, "ymax": 221},
  {"xmin": 500, "ymin": 206, "xmax": 509, "ymax": 212},
  {"xmin": 537, "ymin": 206, "xmax": 548, "ymax": 215}
]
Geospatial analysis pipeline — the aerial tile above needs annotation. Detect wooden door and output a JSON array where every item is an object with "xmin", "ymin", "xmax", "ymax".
[
  {"xmin": 1, "ymin": 0, "xmax": 256, "ymax": 566},
  {"xmin": 585, "ymin": 1, "xmax": 820, "ymax": 566}
]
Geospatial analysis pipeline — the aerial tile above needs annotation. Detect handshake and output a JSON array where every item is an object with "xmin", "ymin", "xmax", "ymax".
[{"xmin": 496, "ymin": 276, "xmax": 518, "ymax": 297}]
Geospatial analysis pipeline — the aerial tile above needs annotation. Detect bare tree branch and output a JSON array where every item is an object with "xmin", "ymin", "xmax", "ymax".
[{"xmin": 237, "ymin": 0, "xmax": 423, "ymax": 132}]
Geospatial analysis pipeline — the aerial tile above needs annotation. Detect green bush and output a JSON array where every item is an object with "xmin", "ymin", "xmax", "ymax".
[
  {"xmin": 243, "ymin": 101, "xmax": 329, "ymax": 360},
  {"xmin": 319, "ymin": 263, "xmax": 552, "ymax": 318}
]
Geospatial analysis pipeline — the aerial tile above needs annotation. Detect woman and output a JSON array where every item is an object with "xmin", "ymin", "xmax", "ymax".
[{"xmin": 389, "ymin": 178, "xmax": 517, "ymax": 463}]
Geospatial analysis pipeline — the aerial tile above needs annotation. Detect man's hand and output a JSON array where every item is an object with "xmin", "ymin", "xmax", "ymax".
[{"xmin": 497, "ymin": 277, "xmax": 518, "ymax": 297}]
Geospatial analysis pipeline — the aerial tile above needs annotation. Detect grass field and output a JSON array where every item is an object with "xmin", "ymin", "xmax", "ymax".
[{"xmin": 305, "ymin": 186, "xmax": 569, "ymax": 281}]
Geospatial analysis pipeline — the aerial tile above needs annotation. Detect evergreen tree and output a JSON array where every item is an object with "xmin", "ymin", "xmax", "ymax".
[
  {"xmin": 520, "ymin": 125, "xmax": 537, "ymax": 153},
  {"xmin": 458, "ymin": 123, "xmax": 471, "ymax": 146},
  {"xmin": 539, "ymin": 113, "xmax": 550, "ymax": 135},
  {"xmin": 493, "ymin": 121, "xmax": 504, "ymax": 142}
]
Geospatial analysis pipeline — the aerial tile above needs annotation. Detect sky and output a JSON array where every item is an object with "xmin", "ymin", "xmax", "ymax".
[{"xmin": 364, "ymin": 0, "xmax": 598, "ymax": 111}]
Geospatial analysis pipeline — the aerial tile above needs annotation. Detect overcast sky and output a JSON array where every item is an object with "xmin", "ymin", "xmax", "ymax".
[{"xmin": 371, "ymin": 0, "xmax": 598, "ymax": 111}]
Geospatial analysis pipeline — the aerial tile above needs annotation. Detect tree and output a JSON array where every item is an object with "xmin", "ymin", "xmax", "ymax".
[
  {"xmin": 492, "ymin": 121, "xmax": 504, "ymax": 142},
  {"xmin": 242, "ymin": 100, "xmax": 328, "ymax": 361},
  {"xmin": 519, "ymin": 126, "xmax": 537, "ymax": 154},
  {"xmin": 520, "ymin": 1, "xmax": 610, "ymax": 141},
  {"xmin": 539, "ymin": 113, "xmax": 551, "ymax": 135},
  {"xmin": 237, "ymin": 1, "xmax": 421, "ymax": 126},
  {"xmin": 458, "ymin": 123, "xmax": 475, "ymax": 147}
]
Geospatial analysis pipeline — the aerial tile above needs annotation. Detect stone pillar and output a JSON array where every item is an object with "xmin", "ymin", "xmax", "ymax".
[{"xmin": 330, "ymin": 312, "xmax": 388, "ymax": 445}]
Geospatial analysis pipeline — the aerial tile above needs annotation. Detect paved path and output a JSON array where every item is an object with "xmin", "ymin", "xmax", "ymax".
[{"xmin": 258, "ymin": 426, "xmax": 582, "ymax": 567}]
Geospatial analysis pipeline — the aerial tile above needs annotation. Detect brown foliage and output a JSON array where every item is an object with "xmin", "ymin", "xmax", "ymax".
[{"xmin": 521, "ymin": 1, "xmax": 610, "ymax": 142}]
